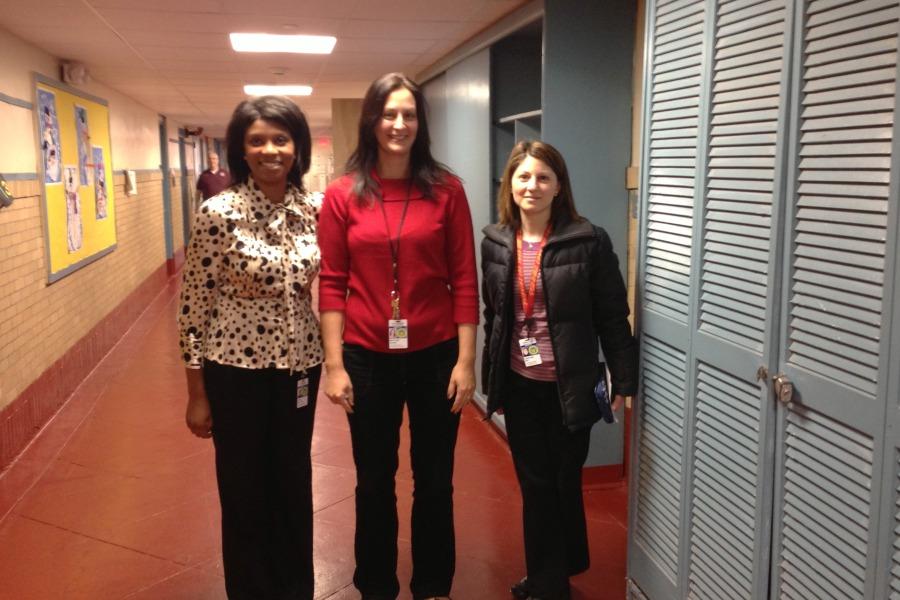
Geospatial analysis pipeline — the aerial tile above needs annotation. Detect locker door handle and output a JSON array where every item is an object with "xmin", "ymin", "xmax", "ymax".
[{"xmin": 773, "ymin": 374, "xmax": 793, "ymax": 404}]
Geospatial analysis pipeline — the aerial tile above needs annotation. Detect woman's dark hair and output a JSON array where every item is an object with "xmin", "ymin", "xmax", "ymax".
[
  {"xmin": 346, "ymin": 72, "xmax": 449, "ymax": 201},
  {"xmin": 225, "ymin": 96, "xmax": 312, "ymax": 192},
  {"xmin": 497, "ymin": 140, "xmax": 582, "ymax": 229}
]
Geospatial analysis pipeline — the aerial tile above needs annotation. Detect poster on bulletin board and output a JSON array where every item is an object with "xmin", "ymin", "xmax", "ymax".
[{"xmin": 34, "ymin": 73, "xmax": 116, "ymax": 283}]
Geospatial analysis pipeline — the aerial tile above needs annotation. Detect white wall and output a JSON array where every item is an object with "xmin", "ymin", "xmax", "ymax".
[
  {"xmin": 0, "ymin": 26, "xmax": 173, "ymax": 174},
  {"xmin": 423, "ymin": 48, "xmax": 492, "ymax": 397},
  {"xmin": 0, "ymin": 28, "xmax": 58, "ymax": 174}
]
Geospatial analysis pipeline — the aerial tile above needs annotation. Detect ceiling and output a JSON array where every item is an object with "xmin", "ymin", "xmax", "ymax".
[{"xmin": 0, "ymin": 0, "xmax": 527, "ymax": 136}]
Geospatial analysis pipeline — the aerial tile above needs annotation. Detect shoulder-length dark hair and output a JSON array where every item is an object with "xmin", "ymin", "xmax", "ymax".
[
  {"xmin": 497, "ymin": 140, "xmax": 582, "ymax": 229},
  {"xmin": 225, "ymin": 96, "xmax": 312, "ymax": 192},
  {"xmin": 346, "ymin": 72, "xmax": 449, "ymax": 201}
]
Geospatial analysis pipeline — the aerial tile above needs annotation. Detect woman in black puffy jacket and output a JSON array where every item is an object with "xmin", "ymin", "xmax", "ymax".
[{"xmin": 481, "ymin": 141, "xmax": 638, "ymax": 600}]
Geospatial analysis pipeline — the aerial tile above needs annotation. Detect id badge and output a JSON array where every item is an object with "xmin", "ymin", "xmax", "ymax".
[
  {"xmin": 518, "ymin": 337, "xmax": 543, "ymax": 367},
  {"xmin": 388, "ymin": 319, "xmax": 409, "ymax": 349},
  {"xmin": 296, "ymin": 376, "xmax": 309, "ymax": 408}
]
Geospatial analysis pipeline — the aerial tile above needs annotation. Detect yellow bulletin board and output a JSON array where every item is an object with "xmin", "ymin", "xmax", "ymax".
[{"xmin": 34, "ymin": 73, "xmax": 117, "ymax": 283}]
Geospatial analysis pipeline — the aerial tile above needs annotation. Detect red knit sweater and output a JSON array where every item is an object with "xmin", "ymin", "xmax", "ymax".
[{"xmin": 318, "ymin": 172, "xmax": 479, "ymax": 352}]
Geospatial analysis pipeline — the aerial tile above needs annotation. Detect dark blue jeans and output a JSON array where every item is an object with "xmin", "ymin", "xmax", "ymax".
[
  {"xmin": 504, "ymin": 370, "xmax": 592, "ymax": 600},
  {"xmin": 204, "ymin": 361, "xmax": 320, "ymax": 600},
  {"xmin": 343, "ymin": 338, "xmax": 461, "ymax": 600}
]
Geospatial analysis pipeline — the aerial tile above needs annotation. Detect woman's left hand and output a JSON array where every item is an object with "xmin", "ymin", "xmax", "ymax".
[
  {"xmin": 611, "ymin": 394, "xmax": 626, "ymax": 412},
  {"xmin": 447, "ymin": 361, "xmax": 475, "ymax": 414}
]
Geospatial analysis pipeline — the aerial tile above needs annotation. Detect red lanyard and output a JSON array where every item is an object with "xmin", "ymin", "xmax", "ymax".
[
  {"xmin": 516, "ymin": 225, "xmax": 552, "ymax": 324},
  {"xmin": 377, "ymin": 181, "xmax": 412, "ymax": 319}
]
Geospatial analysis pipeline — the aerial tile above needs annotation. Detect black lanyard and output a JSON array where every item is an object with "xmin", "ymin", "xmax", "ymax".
[{"xmin": 377, "ymin": 181, "xmax": 412, "ymax": 318}]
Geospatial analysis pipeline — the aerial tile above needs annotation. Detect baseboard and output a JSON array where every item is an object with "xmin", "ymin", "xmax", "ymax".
[
  {"xmin": 583, "ymin": 463, "xmax": 625, "ymax": 489},
  {"xmin": 0, "ymin": 263, "xmax": 170, "ymax": 470},
  {"xmin": 166, "ymin": 246, "xmax": 185, "ymax": 275}
]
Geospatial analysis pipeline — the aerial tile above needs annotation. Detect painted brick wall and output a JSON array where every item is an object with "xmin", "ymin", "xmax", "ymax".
[{"xmin": 0, "ymin": 171, "xmax": 167, "ymax": 412}]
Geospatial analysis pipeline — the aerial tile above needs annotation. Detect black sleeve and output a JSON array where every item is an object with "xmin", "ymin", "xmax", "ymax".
[
  {"xmin": 480, "ymin": 237, "xmax": 495, "ymax": 395},
  {"xmin": 589, "ymin": 226, "xmax": 639, "ymax": 396}
]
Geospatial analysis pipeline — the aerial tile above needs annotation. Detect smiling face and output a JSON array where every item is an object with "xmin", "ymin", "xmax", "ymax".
[
  {"xmin": 511, "ymin": 155, "xmax": 561, "ymax": 223},
  {"xmin": 243, "ymin": 119, "xmax": 295, "ymax": 189},
  {"xmin": 375, "ymin": 87, "xmax": 418, "ymax": 162}
]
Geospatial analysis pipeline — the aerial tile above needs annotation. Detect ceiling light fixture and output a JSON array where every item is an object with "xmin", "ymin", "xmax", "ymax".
[
  {"xmin": 244, "ymin": 84, "xmax": 313, "ymax": 96},
  {"xmin": 230, "ymin": 33, "xmax": 336, "ymax": 54}
]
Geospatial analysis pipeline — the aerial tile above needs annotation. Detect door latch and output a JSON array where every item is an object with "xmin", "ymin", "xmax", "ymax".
[{"xmin": 773, "ymin": 374, "xmax": 793, "ymax": 404}]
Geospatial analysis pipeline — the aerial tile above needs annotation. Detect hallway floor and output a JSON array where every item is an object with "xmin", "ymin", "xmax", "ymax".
[{"xmin": 0, "ymin": 277, "xmax": 628, "ymax": 599}]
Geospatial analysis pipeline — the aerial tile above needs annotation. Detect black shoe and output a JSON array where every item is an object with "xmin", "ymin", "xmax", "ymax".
[
  {"xmin": 524, "ymin": 585, "xmax": 571, "ymax": 600},
  {"xmin": 511, "ymin": 577, "xmax": 530, "ymax": 599}
]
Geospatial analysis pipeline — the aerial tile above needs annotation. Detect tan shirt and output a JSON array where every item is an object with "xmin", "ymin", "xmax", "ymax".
[{"xmin": 178, "ymin": 179, "xmax": 323, "ymax": 372}]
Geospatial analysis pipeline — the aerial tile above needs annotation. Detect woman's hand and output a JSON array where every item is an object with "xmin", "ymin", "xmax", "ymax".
[
  {"xmin": 611, "ymin": 394, "xmax": 626, "ymax": 412},
  {"xmin": 185, "ymin": 368, "xmax": 212, "ymax": 438},
  {"xmin": 448, "ymin": 323, "xmax": 477, "ymax": 413},
  {"xmin": 324, "ymin": 365, "xmax": 354, "ymax": 414},
  {"xmin": 447, "ymin": 361, "xmax": 475, "ymax": 414},
  {"xmin": 186, "ymin": 393, "xmax": 213, "ymax": 438}
]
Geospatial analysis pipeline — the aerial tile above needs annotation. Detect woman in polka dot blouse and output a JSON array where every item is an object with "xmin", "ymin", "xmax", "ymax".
[
  {"xmin": 177, "ymin": 96, "xmax": 322, "ymax": 599},
  {"xmin": 318, "ymin": 73, "xmax": 479, "ymax": 600}
]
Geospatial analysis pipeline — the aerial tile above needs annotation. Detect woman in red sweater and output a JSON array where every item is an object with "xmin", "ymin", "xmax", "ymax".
[{"xmin": 318, "ymin": 73, "xmax": 479, "ymax": 600}]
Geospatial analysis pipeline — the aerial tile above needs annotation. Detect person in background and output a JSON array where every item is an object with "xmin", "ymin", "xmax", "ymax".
[
  {"xmin": 480, "ymin": 141, "xmax": 638, "ymax": 600},
  {"xmin": 318, "ymin": 72, "xmax": 479, "ymax": 600},
  {"xmin": 196, "ymin": 150, "xmax": 232, "ymax": 203},
  {"xmin": 178, "ymin": 96, "xmax": 322, "ymax": 600}
]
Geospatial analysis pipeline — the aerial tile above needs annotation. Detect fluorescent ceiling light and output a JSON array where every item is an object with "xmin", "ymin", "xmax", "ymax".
[
  {"xmin": 230, "ymin": 33, "xmax": 336, "ymax": 54},
  {"xmin": 244, "ymin": 84, "xmax": 313, "ymax": 96}
]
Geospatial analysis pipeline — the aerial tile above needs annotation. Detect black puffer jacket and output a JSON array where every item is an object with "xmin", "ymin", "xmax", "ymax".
[{"xmin": 481, "ymin": 217, "xmax": 638, "ymax": 431}]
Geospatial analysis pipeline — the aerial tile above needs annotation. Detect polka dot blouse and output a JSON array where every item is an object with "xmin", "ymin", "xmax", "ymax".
[{"xmin": 177, "ymin": 179, "xmax": 323, "ymax": 372}]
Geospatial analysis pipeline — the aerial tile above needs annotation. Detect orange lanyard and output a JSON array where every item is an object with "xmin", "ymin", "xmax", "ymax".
[{"xmin": 515, "ymin": 225, "xmax": 552, "ymax": 325}]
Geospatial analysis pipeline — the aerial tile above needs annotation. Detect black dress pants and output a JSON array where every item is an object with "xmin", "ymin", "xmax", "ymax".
[
  {"xmin": 342, "ymin": 338, "xmax": 461, "ymax": 600},
  {"xmin": 203, "ymin": 361, "xmax": 321, "ymax": 600},
  {"xmin": 504, "ymin": 370, "xmax": 592, "ymax": 600}
]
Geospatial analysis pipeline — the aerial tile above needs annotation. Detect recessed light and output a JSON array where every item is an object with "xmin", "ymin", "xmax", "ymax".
[
  {"xmin": 244, "ymin": 84, "xmax": 313, "ymax": 96},
  {"xmin": 230, "ymin": 33, "xmax": 336, "ymax": 54}
]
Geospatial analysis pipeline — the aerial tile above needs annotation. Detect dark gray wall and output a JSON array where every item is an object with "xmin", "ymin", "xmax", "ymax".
[
  {"xmin": 542, "ymin": 0, "xmax": 636, "ymax": 276},
  {"xmin": 542, "ymin": 0, "xmax": 636, "ymax": 466}
]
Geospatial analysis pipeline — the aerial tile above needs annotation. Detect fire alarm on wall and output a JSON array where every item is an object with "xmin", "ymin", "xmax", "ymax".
[{"xmin": 61, "ymin": 61, "xmax": 90, "ymax": 85}]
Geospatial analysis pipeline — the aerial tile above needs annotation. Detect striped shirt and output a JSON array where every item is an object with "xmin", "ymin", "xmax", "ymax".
[{"xmin": 510, "ymin": 239, "xmax": 557, "ymax": 381}]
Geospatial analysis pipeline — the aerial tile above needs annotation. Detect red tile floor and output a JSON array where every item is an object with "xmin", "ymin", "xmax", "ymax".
[{"xmin": 0, "ymin": 278, "xmax": 628, "ymax": 599}]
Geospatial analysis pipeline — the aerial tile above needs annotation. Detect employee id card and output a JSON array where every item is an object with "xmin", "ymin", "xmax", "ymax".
[
  {"xmin": 388, "ymin": 319, "xmax": 409, "ymax": 349},
  {"xmin": 519, "ymin": 337, "xmax": 543, "ymax": 367},
  {"xmin": 296, "ymin": 376, "xmax": 310, "ymax": 408}
]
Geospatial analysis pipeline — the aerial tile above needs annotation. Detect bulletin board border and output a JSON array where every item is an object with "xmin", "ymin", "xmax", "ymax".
[{"xmin": 33, "ymin": 72, "xmax": 118, "ymax": 284}]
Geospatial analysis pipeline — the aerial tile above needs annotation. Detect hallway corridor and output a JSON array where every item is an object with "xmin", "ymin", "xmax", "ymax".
[{"xmin": 0, "ymin": 276, "xmax": 627, "ymax": 599}]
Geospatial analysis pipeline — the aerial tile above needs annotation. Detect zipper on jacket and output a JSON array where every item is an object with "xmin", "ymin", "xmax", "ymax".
[{"xmin": 539, "ymin": 249, "xmax": 570, "ymax": 428}]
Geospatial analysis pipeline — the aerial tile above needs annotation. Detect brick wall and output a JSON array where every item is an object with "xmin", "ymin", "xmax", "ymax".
[{"xmin": 0, "ymin": 171, "xmax": 169, "ymax": 467}]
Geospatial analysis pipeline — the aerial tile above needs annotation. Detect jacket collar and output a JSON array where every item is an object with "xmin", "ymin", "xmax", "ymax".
[
  {"xmin": 483, "ymin": 218, "xmax": 594, "ymax": 249},
  {"xmin": 241, "ymin": 177, "xmax": 304, "ymax": 217}
]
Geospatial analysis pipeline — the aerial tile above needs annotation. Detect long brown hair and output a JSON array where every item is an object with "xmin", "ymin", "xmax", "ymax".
[
  {"xmin": 496, "ymin": 140, "xmax": 582, "ymax": 229},
  {"xmin": 346, "ymin": 72, "xmax": 449, "ymax": 202}
]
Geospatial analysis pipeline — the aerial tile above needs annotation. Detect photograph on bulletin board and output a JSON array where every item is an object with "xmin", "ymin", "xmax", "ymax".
[{"xmin": 34, "ymin": 73, "xmax": 117, "ymax": 283}]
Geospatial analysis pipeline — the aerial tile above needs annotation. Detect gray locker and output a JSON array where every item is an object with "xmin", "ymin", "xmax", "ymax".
[{"xmin": 628, "ymin": 1, "xmax": 900, "ymax": 599}]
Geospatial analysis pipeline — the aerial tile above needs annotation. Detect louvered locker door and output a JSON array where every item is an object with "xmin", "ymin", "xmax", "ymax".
[
  {"xmin": 770, "ymin": 1, "xmax": 900, "ymax": 599},
  {"xmin": 877, "ymin": 204, "xmax": 900, "ymax": 599},
  {"xmin": 630, "ymin": 0, "xmax": 792, "ymax": 598},
  {"xmin": 629, "ymin": 0, "xmax": 712, "ymax": 598},
  {"xmin": 685, "ymin": 0, "xmax": 791, "ymax": 599}
]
